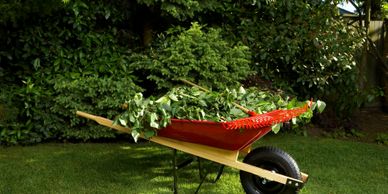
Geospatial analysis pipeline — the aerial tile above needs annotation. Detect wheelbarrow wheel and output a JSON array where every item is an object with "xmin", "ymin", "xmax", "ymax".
[{"xmin": 240, "ymin": 146, "xmax": 301, "ymax": 194}]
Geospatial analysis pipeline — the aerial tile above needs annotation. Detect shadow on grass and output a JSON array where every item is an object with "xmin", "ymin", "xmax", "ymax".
[{"xmin": 70, "ymin": 142, "xmax": 215, "ymax": 193}]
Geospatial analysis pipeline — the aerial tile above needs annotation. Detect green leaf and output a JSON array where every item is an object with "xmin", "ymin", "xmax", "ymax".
[
  {"xmin": 287, "ymin": 98, "xmax": 297, "ymax": 109},
  {"xmin": 292, "ymin": 117, "xmax": 297, "ymax": 125},
  {"xmin": 317, "ymin": 100, "xmax": 326, "ymax": 113},
  {"xmin": 119, "ymin": 118, "xmax": 127, "ymax": 126},
  {"xmin": 198, "ymin": 100, "xmax": 207, "ymax": 107},
  {"xmin": 134, "ymin": 93, "xmax": 143, "ymax": 106},
  {"xmin": 168, "ymin": 93, "xmax": 179, "ymax": 101},
  {"xmin": 144, "ymin": 130, "xmax": 155, "ymax": 139},
  {"xmin": 129, "ymin": 115, "xmax": 135, "ymax": 123},
  {"xmin": 149, "ymin": 113, "xmax": 159, "ymax": 128},
  {"xmin": 230, "ymin": 108, "xmax": 243, "ymax": 116},
  {"xmin": 105, "ymin": 11, "xmax": 111, "ymax": 19},
  {"xmin": 271, "ymin": 123, "xmax": 282, "ymax": 134},
  {"xmin": 238, "ymin": 86, "xmax": 246, "ymax": 94},
  {"xmin": 131, "ymin": 130, "xmax": 140, "ymax": 142},
  {"xmin": 156, "ymin": 96, "xmax": 169, "ymax": 104},
  {"xmin": 33, "ymin": 58, "xmax": 40, "ymax": 70},
  {"xmin": 199, "ymin": 110, "xmax": 206, "ymax": 119},
  {"xmin": 161, "ymin": 103, "xmax": 171, "ymax": 111}
]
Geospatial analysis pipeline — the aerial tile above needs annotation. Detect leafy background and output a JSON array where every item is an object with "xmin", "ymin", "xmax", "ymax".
[{"xmin": 0, "ymin": 0, "xmax": 376, "ymax": 144}]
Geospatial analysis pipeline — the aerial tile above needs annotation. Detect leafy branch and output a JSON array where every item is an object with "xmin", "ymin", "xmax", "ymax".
[{"xmin": 115, "ymin": 86, "xmax": 324, "ymax": 141}]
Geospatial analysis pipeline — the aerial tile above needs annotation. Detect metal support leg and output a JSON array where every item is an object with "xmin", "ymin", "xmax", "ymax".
[
  {"xmin": 172, "ymin": 149, "xmax": 178, "ymax": 194},
  {"xmin": 195, "ymin": 159, "xmax": 225, "ymax": 193},
  {"xmin": 177, "ymin": 158, "xmax": 194, "ymax": 169},
  {"xmin": 197, "ymin": 157, "xmax": 204, "ymax": 179},
  {"xmin": 213, "ymin": 165, "xmax": 225, "ymax": 183},
  {"xmin": 195, "ymin": 170, "xmax": 209, "ymax": 194},
  {"xmin": 172, "ymin": 150, "xmax": 225, "ymax": 194}
]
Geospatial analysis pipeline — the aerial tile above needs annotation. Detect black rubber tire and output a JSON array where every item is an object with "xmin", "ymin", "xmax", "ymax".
[{"xmin": 240, "ymin": 146, "xmax": 301, "ymax": 194}]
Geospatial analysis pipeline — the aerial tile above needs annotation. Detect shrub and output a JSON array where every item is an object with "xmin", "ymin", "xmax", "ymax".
[
  {"xmin": 376, "ymin": 133, "xmax": 388, "ymax": 145},
  {"xmin": 0, "ymin": 80, "xmax": 58, "ymax": 145},
  {"xmin": 234, "ymin": 1, "xmax": 365, "ymax": 95},
  {"xmin": 0, "ymin": 0, "xmax": 143, "ymax": 144},
  {"xmin": 142, "ymin": 22, "xmax": 253, "ymax": 90},
  {"xmin": 51, "ymin": 76, "xmax": 142, "ymax": 141}
]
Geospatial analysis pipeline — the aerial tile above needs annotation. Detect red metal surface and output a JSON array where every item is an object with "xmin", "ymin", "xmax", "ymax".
[
  {"xmin": 157, "ymin": 102, "xmax": 310, "ymax": 151},
  {"xmin": 223, "ymin": 102, "xmax": 310, "ymax": 130},
  {"xmin": 158, "ymin": 119, "xmax": 272, "ymax": 150}
]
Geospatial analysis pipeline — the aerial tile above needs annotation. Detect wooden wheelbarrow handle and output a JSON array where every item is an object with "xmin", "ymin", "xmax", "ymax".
[{"xmin": 76, "ymin": 111, "xmax": 131, "ymax": 134}]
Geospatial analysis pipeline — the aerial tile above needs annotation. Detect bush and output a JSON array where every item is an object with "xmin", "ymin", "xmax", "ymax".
[
  {"xmin": 51, "ymin": 76, "xmax": 142, "ymax": 141},
  {"xmin": 0, "ymin": 0, "xmax": 143, "ymax": 144},
  {"xmin": 0, "ymin": 80, "xmax": 58, "ymax": 145},
  {"xmin": 142, "ymin": 23, "xmax": 253, "ymax": 90},
  {"xmin": 376, "ymin": 133, "xmax": 388, "ymax": 145},
  {"xmin": 0, "ymin": 1, "xmax": 254, "ymax": 144},
  {"xmin": 234, "ymin": 1, "xmax": 364, "ymax": 95}
]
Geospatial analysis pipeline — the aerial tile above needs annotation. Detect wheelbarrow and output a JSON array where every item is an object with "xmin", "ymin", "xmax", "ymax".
[{"xmin": 76, "ymin": 101, "xmax": 310, "ymax": 194}]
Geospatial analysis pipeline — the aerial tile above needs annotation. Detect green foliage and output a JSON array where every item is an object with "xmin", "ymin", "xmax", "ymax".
[
  {"xmin": 234, "ymin": 1, "xmax": 365, "ymax": 96},
  {"xmin": 136, "ymin": 0, "xmax": 224, "ymax": 21},
  {"xmin": 207, "ymin": 0, "xmax": 365, "ymax": 118},
  {"xmin": 117, "ymin": 87, "xmax": 238, "ymax": 141},
  {"xmin": 144, "ymin": 23, "xmax": 253, "ymax": 90},
  {"xmin": 0, "ymin": 0, "xmax": 369, "ymax": 144},
  {"xmin": 323, "ymin": 128, "xmax": 366, "ymax": 140},
  {"xmin": 0, "ymin": 95, "xmax": 26, "ymax": 145},
  {"xmin": 0, "ymin": 0, "xmax": 143, "ymax": 144},
  {"xmin": 326, "ymin": 81, "xmax": 384, "ymax": 116},
  {"xmin": 51, "ymin": 76, "xmax": 143, "ymax": 141},
  {"xmin": 0, "ymin": 80, "xmax": 58, "ymax": 145},
  {"xmin": 383, "ymin": 2, "xmax": 388, "ymax": 19},
  {"xmin": 376, "ymin": 133, "xmax": 388, "ymax": 145},
  {"xmin": 116, "ymin": 86, "xmax": 318, "ymax": 141},
  {"xmin": 0, "ymin": 0, "xmax": 62, "ymax": 25}
]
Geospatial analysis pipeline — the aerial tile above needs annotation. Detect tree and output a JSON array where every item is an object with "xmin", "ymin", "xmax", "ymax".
[{"xmin": 347, "ymin": 0, "xmax": 388, "ymax": 112}]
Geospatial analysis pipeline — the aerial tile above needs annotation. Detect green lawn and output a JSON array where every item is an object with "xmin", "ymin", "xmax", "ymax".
[{"xmin": 0, "ymin": 135, "xmax": 387, "ymax": 194}]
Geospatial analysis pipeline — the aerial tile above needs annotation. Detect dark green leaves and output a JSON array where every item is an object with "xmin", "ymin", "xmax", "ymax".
[
  {"xmin": 144, "ymin": 22, "xmax": 253, "ymax": 90},
  {"xmin": 236, "ymin": 0, "xmax": 365, "ymax": 98}
]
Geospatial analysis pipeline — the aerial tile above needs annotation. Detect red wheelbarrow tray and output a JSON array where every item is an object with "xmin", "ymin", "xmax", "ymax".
[
  {"xmin": 159, "ymin": 102, "xmax": 309, "ymax": 150},
  {"xmin": 159, "ymin": 118, "xmax": 271, "ymax": 151},
  {"xmin": 75, "ymin": 103, "xmax": 310, "ymax": 189}
]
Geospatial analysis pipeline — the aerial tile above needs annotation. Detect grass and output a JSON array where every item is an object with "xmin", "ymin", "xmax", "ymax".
[{"xmin": 0, "ymin": 134, "xmax": 387, "ymax": 194}]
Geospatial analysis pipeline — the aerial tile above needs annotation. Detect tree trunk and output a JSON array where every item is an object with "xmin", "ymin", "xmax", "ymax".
[
  {"xmin": 383, "ymin": 71, "xmax": 388, "ymax": 112},
  {"xmin": 383, "ymin": 22, "xmax": 388, "ymax": 112}
]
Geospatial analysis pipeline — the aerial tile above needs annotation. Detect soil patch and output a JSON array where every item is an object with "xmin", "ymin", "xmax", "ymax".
[
  {"xmin": 308, "ymin": 108, "xmax": 388, "ymax": 144},
  {"xmin": 351, "ymin": 108, "xmax": 388, "ymax": 142}
]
